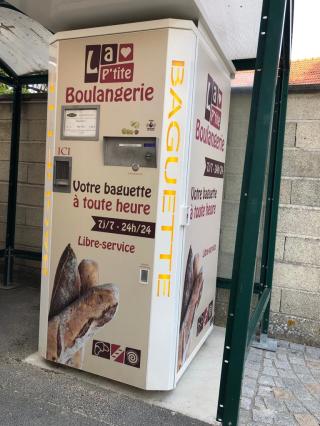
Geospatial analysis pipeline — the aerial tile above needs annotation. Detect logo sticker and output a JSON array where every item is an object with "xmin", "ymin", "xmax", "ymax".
[
  {"xmin": 205, "ymin": 74, "xmax": 223, "ymax": 130},
  {"xmin": 125, "ymin": 348, "xmax": 141, "ymax": 368},
  {"xmin": 146, "ymin": 119, "xmax": 156, "ymax": 131},
  {"xmin": 92, "ymin": 340, "xmax": 110, "ymax": 359},
  {"xmin": 92, "ymin": 340, "xmax": 141, "ymax": 368},
  {"xmin": 85, "ymin": 43, "xmax": 134, "ymax": 83}
]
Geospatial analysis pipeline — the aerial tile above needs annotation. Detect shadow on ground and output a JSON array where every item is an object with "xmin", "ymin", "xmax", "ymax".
[{"xmin": 0, "ymin": 268, "xmax": 208, "ymax": 426}]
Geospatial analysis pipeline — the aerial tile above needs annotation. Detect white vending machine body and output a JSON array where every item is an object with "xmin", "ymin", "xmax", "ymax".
[{"xmin": 39, "ymin": 19, "xmax": 231, "ymax": 390}]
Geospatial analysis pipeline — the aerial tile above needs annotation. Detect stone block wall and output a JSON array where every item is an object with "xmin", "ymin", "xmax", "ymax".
[
  {"xmin": 269, "ymin": 91, "xmax": 320, "ymax": 346},
  {"xmin": 0, "ymin": 89, "xmax": 319, "ymax": 345},
  {"xmin": 216, "ymin": 88, "xmax": 320, "ymax": 347}
]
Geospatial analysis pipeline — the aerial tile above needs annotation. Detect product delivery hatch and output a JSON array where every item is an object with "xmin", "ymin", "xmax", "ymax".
[{"xmin": 38, "ymin": 19, "xmax": 232, "ymax": 390}]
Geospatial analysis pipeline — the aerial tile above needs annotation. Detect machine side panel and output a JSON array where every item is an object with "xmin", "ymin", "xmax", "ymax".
[
  {"xmin": 146, "ymin": 28, "xmax": 197, "ymax": 390},
  {"xmin": 176, "ymin": 32, "xmax": 231, "ymax": 379},
  {"xmin": 39, "ymin": 28, "xmax": 169, "ymax": 389},
  {"xmin": 38, "ymin": 42, "xmax": 58, "ymax": 357}
]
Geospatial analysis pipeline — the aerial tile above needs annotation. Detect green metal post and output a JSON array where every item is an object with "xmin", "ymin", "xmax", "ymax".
[
  {"xmin": 261, "ymin": 2, "xmax": 292, "ymax": 335},
  {"xmin": 217, "ymin": 0, "xmax": 287, "ymax": 424},
  {"xmin": 3, "ymin": 83, "xmax": 22, "ymax": 286},
  {"xmin": 261, "ymin": 71, "xmax": 290, "ymax": 333},
  {"xmin": 258, "ymin": 75, "xmax": 282, "ymax": 293}
]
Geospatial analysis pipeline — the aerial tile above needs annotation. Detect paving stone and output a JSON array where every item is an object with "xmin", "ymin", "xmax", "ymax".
[
  {"xmin": 232, "ymin": 342, "xmax": 320, "ymax": 425},
  {"xmin": 295, "ymin": 413, "xmax": 319, "ymax": 426},
  {"xmin": 285, "ymin": 399, "xmax": 307, "ymax": 413},
  {"xmin": 254, "ymin": 396, "xmax": 266, "ymax": 409},
  {"xmin": 245, "ymin": 368, "xmax": 260, "ymax": 380},
  {"xmin": 263, "ymin": 358, "xmax": 274, "ymax": 367},
  {"xmin": 278, "ymin": 340, "xmax": 290, "ymax": 348},
  {"xmin": 274, "ymin": 413, "xmax": 298, "ymax": 425},
  {"xmin": 293, "ymin": 387, "xmax": 314, "ymax": 401},
  {"xmin": 242, "ymin": 385, "xmax": 255, "ymax": 399},
  {"xmin": 277, "ymin": 352, "xmax": 289, "ymax": 361},
  {"xmin": 263, "ymin": 396, "xmax": 288, "ymax": 413},
  {"xmin": 262, "ymin": 367, "xmax": 278, "ymax": 377},
  {"xmin": 243, "ymin": 377, "xmax": 257, "ymax": 388},
  {"xmin": 307, "ymin": 360, "xmax": 320, "ymax": 370},
  {"xmin": 301, "ymin": 398, "xmax": 320, "ymax": 415},
  {"xmin": 290, "ymin": 343, "xmax": 306, "ymax": 352},
  {"xmin": 281, "ymin": 377, "xmax": 301, "ymax": 388},
  {"xmin": 306, "ymin": 383, "xmax": 320, "ymax": 395},
  {"xmin": 250, "ymin": 348, "xmax": 264, "ymax": 356},
  {"xmin": 252, "ymin": 408, "xmax": 275, "ymax": 424},
  {"xmin": 258, "ymin": 386, "xmax": 274, "ymax": 397},
  {"xmin": 297, "ymin": 374, "xmax": 317, "ymax": 384},
  {"xmin": 274, "ymin": 359, "xmax": 292, "ymax": 370},
  {"xmin": 289, "ymin": 356, "xmax": 306, "ymax": 366},
  {"xmin": 240, "ymin": 396, "xmax": 252, "ymax": 410},
  {"xmin": 246, "ymin": 353, "xmax": 259, "ymax": 362},
  {"xmin": 247, "ymin": 354, "xmax": 263, "ymax": 363},
  {"xmin": 311, "ymin": 370, "xmax": 320, "ymax": 380},
  {"xmin": 274, "ymin": 377, "xmax": 285, "ymax": 387},
  {"xmin": 246, "ymin": 361, "xmax": 262, "ymax": 371},
  {"xmin": 279, "ymin": 369, "xmax": 298, "ymax": 379},
  {"xmin": 246, "ymin": 423, "xmax": 268, "ymax": 426},
  {"xmin": 239, "ymin": 409, "xmax": 252, "ymax": 425},
  {"xmin": 273, "ymin": 387, "xmax": 294, "ymax": 400},
  {"xmin": 292, "ymin": 364, "xmax": 311, "ymax": 374},
  {"xmin": 265, "ymin": 352, "xmax": 277, "ymax": 360},
  {"xmin": 306, "ymin": 347, "xmax": 320, "ymax": 360}
]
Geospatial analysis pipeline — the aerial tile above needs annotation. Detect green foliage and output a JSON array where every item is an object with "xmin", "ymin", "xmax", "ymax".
[
  {"xmin": 0, "ymin": 83, "xmax": 12, "ymax": 95},
  {"xmin": 0, "ymin": 69, "xmax": 12, "ymax": 95}
]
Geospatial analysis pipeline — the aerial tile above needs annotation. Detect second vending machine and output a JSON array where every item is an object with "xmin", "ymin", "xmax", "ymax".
[{"xmin": 39, "ymin": 19, "xmax": 233, "ymax": 390}]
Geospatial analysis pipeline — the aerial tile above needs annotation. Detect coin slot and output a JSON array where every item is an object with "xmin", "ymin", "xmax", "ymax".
[
  {"xmin": 53, "ymin": 156, "xmax": 72, "ymax": 193},
  {"xmin": 139, "ymin": 268, "xmax": 149, "ymax": 284}
]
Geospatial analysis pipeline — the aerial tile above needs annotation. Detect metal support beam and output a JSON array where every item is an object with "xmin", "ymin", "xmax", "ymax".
[
  {"xmin": 0, "ymin": 74, "xmax": 15, "ymax": 86},
  {"xmin": 13, "ymin": 249, "xmax": 42, "ymax": 261},
  {"xmin": 217, "ymin": 0, "xmax": 287, "ymax": 424},
  {"xmin": 3, "ymin": 83, "xmax": 22, "ymax": 286},
  {"xmin": 19, "ymin": 74, "xmax": 48, "ymax": 85},
  {"xmin": 232, "ymin": 58, "xmax": 256, "ymax": 71},
  {"xmin": 216, "ymin": 277, "xmax": 264, "ymax": 294}
]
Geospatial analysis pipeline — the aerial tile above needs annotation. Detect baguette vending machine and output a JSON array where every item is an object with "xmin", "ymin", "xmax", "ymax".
[{"xmin": 39, "ymin": 19, "xmax": 233, "ymax": 390}]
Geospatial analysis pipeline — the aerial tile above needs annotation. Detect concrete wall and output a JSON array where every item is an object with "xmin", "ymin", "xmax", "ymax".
[
  {"xmin": 0, "ymin": 94, "xmax": 46, "ymax": 255},
  {"xmin": 0, "ymin": 89, "xmax": 319, "ymax": 345}
]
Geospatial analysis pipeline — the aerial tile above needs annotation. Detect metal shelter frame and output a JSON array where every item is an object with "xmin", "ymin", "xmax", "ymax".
[
  {"xmin": 0, "ymin": 1, "xmax": 48, "ymax": 286},
  {"xmin": 0, "ymin": 0, "xmax": 293, "ymax": 424},
  {"xmin": 216, "ymin": 0, "xmax": 293, "ymax": 424}
]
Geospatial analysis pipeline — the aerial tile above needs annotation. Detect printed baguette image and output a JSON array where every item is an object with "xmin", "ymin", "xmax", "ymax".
[
  {"xmin": 47, "ymin": 245, "xmax": 119, "ymax": 367},
  {"xmin": 49, "ymin": 244, "xmax": 81, "ymax": 318},
  {"xmin": 47, "ymin": 284, "xmax": 119, "ymax": 364},
  {"xmin": 178, "ymin": 246, "xmax": 204, "ymax": 370}
]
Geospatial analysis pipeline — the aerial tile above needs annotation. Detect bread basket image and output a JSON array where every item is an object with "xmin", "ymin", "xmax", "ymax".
[{"xmin": 46, "ymin": 244, "xmax": 119, "ymax": 368}]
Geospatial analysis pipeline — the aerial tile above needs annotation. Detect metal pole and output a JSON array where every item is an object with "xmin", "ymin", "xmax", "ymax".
[
  {"xmin": 261, "ymin": 0, "xmax": 292, "ymax": 335},
  {"xmin": 262, "ymin": 66, "xmax": 290, "ymax": 334},
  {"xmin": 3, "ymin": 83, "xmax": 22, "ymax": 286},
  {"xmin": 217, "ymin": 0, "xmax": 287, "ymax": 424}
]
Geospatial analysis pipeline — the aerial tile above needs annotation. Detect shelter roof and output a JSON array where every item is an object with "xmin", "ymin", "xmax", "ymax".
[
  {"xmin": 8, "ymin": 0, "xmax": 263, "ymax": 61},
  {"xmin": 0, "ymin": 4, "xmax": 51, "ymax": 76}
]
